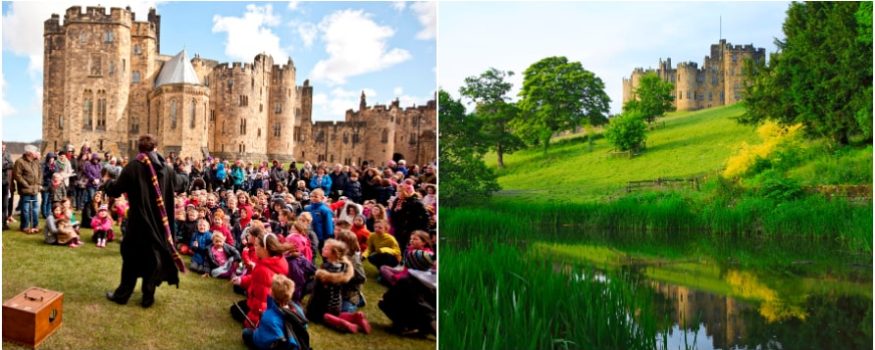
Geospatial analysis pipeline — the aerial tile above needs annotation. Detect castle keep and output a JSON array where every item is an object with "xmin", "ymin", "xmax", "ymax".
[
  {"xmin": 622, "ymin": 40, "xmax": 765, "ymax": 111},
  {"xmin": 42, "ymin": 6, "xmax": 435, "ymax": 166}
]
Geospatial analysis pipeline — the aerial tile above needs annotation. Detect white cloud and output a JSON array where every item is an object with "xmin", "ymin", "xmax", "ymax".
[
  {"xmin": 310, "ymin": 9, "xmax": 411, "ymax": 85},
  {"xmin": 2, "ymin": 1, "xmax": 161, "ymax": 75},
  {"xmin": 297, "ymin": 22, "xmax": 318, "ymax": 48},
  {"xmin": 287, "ymin": 1, "xmax": 299, "ymax": 11},
  {"xmin": 1, "ymin": 73, "xmax": 17, "ymax": 117},
  {"xmin": 212, "ymin": 4, "xmax": 289, "ymax": 62},
  {"xmin": 393, "ymin": 86, "xmax": 404, "ymax": 96},
  {"xmin": 312, "ymin": 87, "xmax": 377, "ymax": 121},
  {"xmin": 392, "ymin": 2, "xmax": 407, "ymax": 12},
  {"xmin": 410, "ymin": 2, "xmax": 436, "ymax": 40}
]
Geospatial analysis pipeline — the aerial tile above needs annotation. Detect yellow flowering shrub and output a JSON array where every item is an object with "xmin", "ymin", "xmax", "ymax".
[{"xmin": 723, "ymin": 122, "xmax": 804, "ymax": 178}]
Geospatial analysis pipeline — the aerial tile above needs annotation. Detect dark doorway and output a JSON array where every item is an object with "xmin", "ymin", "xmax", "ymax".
[{"xmin": 392, "ymin": 153, "xmax": 405, "ymax": 162}]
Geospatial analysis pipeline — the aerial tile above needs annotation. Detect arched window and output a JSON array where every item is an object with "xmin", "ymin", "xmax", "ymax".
[
  {"xmin": 170, "ymin": 99, "xmax": 178, "ymax": 129},
  {"xmin": 190, "ymin": 98, "xmax": 196, "ymax": 128},
  {"xmin": 381, "ymin": 129, "xmax": 388, "ymax": 143},
  {"xmin": 83, "ymin": 89, "xmax": 93, "ymax": 130},
  {"xmin": 96, "ymin": 90, "xmax": 107, "ymax": 130}
]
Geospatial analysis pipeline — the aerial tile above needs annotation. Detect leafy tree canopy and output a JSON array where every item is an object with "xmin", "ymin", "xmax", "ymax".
[
  {"xmin": 517, "ymin": 56, "xmax": 611, "ymax": 153},
  {"xmin": 460, "ymin": 68, "xmax": 525, "ymax": 168},
  {"xmin": 741, "ymin": 1, "xmax": 872, "ymax": 144},
  {"xmin": 624, "ymin": 72, "xmax": 675, "ymax": 123}
]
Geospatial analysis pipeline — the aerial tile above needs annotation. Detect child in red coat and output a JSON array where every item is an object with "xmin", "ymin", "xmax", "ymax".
[{"xmin": 232, "ymin": 226, "xmax": 292, "ymax": 328}]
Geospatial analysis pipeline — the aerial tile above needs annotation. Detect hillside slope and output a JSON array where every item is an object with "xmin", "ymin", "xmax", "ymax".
[{"xmin": 486, "ymin": 104, "xmax": 759, "ymax": 202}]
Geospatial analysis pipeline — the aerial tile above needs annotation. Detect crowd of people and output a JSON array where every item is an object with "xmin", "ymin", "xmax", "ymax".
[{"xmin": 3, "ymin": 140, "xmax": 437, "ymax": 348}]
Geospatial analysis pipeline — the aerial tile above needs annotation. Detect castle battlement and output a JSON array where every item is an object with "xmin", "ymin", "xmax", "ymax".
[
  {"xmin": 44, "ymin": 14, "xmax": 62, "ymax": 34},
  {"xmin": 131, "ymin": 21, "xmax": 157, "ymax": 38},
  {"xmin": 64, "ymin": 6, "xmax": 132, "ymax": 26}
]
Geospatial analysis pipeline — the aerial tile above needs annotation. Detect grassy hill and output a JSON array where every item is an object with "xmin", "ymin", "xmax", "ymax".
[{"xmin": 485, "ymin": 104, "xmax": 760, "ymax": 202}]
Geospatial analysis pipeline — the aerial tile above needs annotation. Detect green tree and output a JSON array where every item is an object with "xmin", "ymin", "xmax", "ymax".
[
  {"xmin": 438, "ymin": 89, "xmax": 500, "ymax": 206},
  {"xmin": 605, "ymin": 111, "xmax": 647, "ymax": 152},
  {"xmin": 623, "ymin": 72, "xmax": 675, "ymax": 124},
  {"xmin": 517, "ymin": 56, "xmax": 611, "ymax": 154},
  {"xmin": 741, "ymin": 2, "xmax": 873, "ymax": 144},
  {"xmin": 460, "ymin": 68, "xmax": 525, "ymax": 168}
]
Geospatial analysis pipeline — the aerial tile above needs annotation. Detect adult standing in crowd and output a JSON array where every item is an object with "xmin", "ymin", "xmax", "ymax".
[
  {"xmin": 269, "ymin": 160, "xmax": 287, "ymax": 193},
  {"xmin": 103, "ymin": 134, "xmax": 186, "ymax": 308},
  {"xmin": 13, "ymin": 145, "xmax": 41, "ymax": 234},
  {"xmin": 329, "ymin": 163, "xmax": 348, "ymax": 201},
  {"xmin": 82, "ymin": 152, "xmax": 103, "ymax": 222},
  {"xmin": 2, "ymin": 143, "xmax": 14, "ymax": 230},
  {"xmin": 389, "ymin": 183, "xmax": 430, "ymax": 251},
  {"xmin": 40, "ymin": 152, "xmax": 58, "ymax": 219}
]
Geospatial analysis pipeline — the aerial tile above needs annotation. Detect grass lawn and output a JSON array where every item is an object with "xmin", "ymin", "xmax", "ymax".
[
  {"xmin": 2, "ymin": 222, "xmax": 434, "ymax": 350},
  {"xmin": 484, "ymin": 104, "xmax": 760, "ymax": 202}
]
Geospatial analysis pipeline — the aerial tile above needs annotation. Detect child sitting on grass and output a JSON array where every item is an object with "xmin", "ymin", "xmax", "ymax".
[
  {"xmin": 336, "ymin": 230, "xmax": 368, "ymax": 320},
  {"xmin": 307, "ymin": 239, "xmax": 370, "ymax": 334},
  {"xmin": 90, "ymin": 205, "xmax": 114, "ymax": 248},
  {"xmin": 176, "ymin": 206, "xmax": 199, "ymax": 256},
  {"xmin": 380, "ymin": 230, "xmax": 436, "ymax": 286},
  {"xmin": 363, "ymin": 220, "xmax": 401, "ymax": 270},
  {"xmin": 209, "ymin": 233, "xmax": 241, "ymax": 279},
  {"xmin": 190, "ymin": 219, "xmax": 213, "ymax": 274},
  {"xmin": 242, "ymin": 274, "xmax": 310, "ymax": 350},
  {"xmin": 232, "ymin": 228, "xmax": 292, "ymax": 329},
  {"xmin": 44, "ymin": 202, "xmax": 81, "ymax": 247}
]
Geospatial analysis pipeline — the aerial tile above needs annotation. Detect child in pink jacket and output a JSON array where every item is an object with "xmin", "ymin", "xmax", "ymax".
[{"xmin": 90, "ymin": 205, "xmax": 114, "ymax": 248}]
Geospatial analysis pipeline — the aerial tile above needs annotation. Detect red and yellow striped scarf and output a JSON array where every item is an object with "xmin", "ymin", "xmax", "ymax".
[{"xmin": 137, "ymin": 153, "xmax": 187, "ymax": 273}]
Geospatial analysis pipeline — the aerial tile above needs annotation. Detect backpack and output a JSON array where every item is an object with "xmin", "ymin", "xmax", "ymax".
[{"xmin": 280, "ymin": 304, "xmax": 311, "ymax": 350}]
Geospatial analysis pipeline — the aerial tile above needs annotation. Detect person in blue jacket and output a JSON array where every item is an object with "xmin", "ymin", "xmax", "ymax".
[
  {"xmin": 231, "ymin": 160, "xmax": 245, "ymax": 192},
  {"xmin": 243, "ymin": 274, "xmax": 309, "ymax": 350},
  {"xmin": 304, "ymin": 189, "xmax": 334, "ymax": 251},
  {"xmin": 308, "ymin": 168, "xmax": 332, "ymax": 196}
]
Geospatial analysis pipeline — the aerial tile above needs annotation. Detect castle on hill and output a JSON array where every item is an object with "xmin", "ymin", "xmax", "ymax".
[
  {"xmin": 41, "ymin": 6, "xmax": 435, "ymax": 166},
  {"xmin": 622, "ymin": 39, "xmax": 765, "ymax": 111}
]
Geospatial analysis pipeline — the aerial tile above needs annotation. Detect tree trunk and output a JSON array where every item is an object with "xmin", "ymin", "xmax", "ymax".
[{"xmin": 496, "ymin": 143, "xmax": 505, "ymax": 168}]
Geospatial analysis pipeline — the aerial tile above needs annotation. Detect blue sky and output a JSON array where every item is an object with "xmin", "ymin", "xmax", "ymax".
[
  {"xmin": 1, "ymin": 1, "xmax": 436, "ymax": 142},
  {"xmin": 439, "ymin": 2, "xmax": 789, "ymax": 114}
]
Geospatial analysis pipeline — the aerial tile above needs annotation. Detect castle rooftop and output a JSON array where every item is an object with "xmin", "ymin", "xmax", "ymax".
[{"xmin": 155, "ymin": 50, "xmax": 201, "ymax": 87}]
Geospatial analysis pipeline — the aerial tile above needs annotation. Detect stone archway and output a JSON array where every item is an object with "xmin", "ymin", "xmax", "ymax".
[{"xmin": 392, "ymin": 153, "xmax": 405, "ymax": 163}]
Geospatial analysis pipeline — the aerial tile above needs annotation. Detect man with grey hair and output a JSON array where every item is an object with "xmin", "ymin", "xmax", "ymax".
[{"xmin": 13, "ymin": 145, "xmax": 41, "ymax": 233}]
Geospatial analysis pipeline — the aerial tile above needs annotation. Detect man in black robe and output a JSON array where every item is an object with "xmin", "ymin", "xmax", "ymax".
[{"xmin": 103, "ymin": 135, "xmax": 184, "ymax": 308}]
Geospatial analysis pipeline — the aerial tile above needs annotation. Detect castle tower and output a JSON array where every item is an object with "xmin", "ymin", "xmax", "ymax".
[
  {"xmin": 209, "ymin": 55, "xmax": 272, "ymax": 161},
  {"xmin": 43, "ymin": 14, "xmax": 66, "ymax": 152},
  {"xmin": 722, "ymin": 41, "xmax": 766, "ymax": 105},
  {"xmin": 127, "ymin": 11, "xmax": 160, "ymax": 156},
  {"xmin": 59, "ymin": 6, "xmax": 133, "ymax": 155},
  {"xmin": 148, "ymin": 50, "xmax": 210, "ymax": 160},
  {"xmin": 675, "ymin": 62, "xmax": 699, "ymax": 111},
  {"xmin": 267, "ymin": 57, "xmax": 297, "ymax": 161}
]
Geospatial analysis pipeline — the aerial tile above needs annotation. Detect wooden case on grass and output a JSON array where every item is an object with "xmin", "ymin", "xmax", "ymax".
[{"xmin": 3, "ymin": 287, "xmax": 64, "ymax": 348}]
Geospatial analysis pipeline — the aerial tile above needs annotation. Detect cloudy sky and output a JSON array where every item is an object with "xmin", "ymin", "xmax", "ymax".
[
  {"xmin": 1, "ymin": 1, "xmax": 436, "ymax": 142},
  {"xmin": 439, "ymin": 2, "xmax": 788, "ymax": 114}
]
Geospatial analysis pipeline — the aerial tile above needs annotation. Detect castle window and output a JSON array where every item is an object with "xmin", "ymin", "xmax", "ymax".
[
  {"xmin": 330, "ymin": 155, "xmax": 334, "ymax": 163},
  {"xmin": 210, "ymin": 109, "xmax": 215, "ymax": 121},
  {"xmin": 58, "ymin": 115, "xmax": 64, "ymax": 130},
  {"xmin": 352, "ymin": 133, "xmax": 360, "ymax": 144},
  {"xmin": 274, "ymin": 103, "xmax": 282, "ymax": 114},
  {"xmin": 316, "ymin": 130, "xmax": 325, "ymax": 143},
  {"xmin": 227, "ymin": 79, "xmax": 233, "ymax": 93},
  {"xmin": 708, "ymin": 92, "xmax": 712, "ymax": 101},
  {"xmin": 294, "ymin": 127, "xmax": 301, "ymax": 142},
  {"xmin": 96, "ymin": 90, "xmax": 107, "ymax": 130},
  {"xmin": 109, "ymin": 62, "xmax": 116, "ymax": 76},
  {"xmin": 342, "ymin": 132, "xmax": 349, "ymax": 144},
  {"xmin": 90, "ymin": 55, "xmax": 102, "ymax": 76},
  {"xmin": 83, "ymin": 89, "xmax": 93, "ymax": 130},
  {"xmin": 170, "ymin": 99, "xmax": 178, "ymax": 129},
  {"xmin": 273, "ymin": 123, "xmax": 281, "ymax": 137},
  {"xmin": 257, "ymin": 128, "xmax": 261, "ymax": 138},
  {"xmin": 134, "ymin": 44, "xmax": 142, "ymax": 55},
  {"xmin": 190, "ymin": 98, "xmax": 196, "ymax": 129},
  {"xmin": 122, "ymin": 59, "xmax": 126, "ymax": 72},
  {"xmin": 240, "ymin": 118, "xmax": 246, "ymax": 135},
  {"xmin": 251, "ymin": 77, "xmax": 254, "ymax": 89},
  {"xmin": 132, "ymin": 71, "xmax": 141, "ymax": 83},
  {"xmin": 381, "ymin": 129, "xmax": 388, "ymax": 143},
  {"xmin": 103, "ymin": 31, "xmax": 114, "ymax": 43},
  {"xmin": 131, "ymin": 113, "xmax": 139, "ymax": 133},
  {"xmin": 678, "ymin": 91, "xmax": 683, "ymax": 100},
  {"xmin": 78, "ymin": 31, "xmax": 88, "ymax": 44},
  {"xmin": 259, "ymin": 104, "xmax": 263, "ymax": 112},
  {"xmin": 99, "ymin": 139, "xmax": 103, "ymax": 151},
  {"xmin": 204, "ymin": 103, "xmax": 208, "ymax": 130},
  {"xmin": 239, "ymin": 95, "xmax": 248, "ymax": 107},
  {"xmin": 409, "ymin": 133, "xmax": 417, "ymax": 145}
]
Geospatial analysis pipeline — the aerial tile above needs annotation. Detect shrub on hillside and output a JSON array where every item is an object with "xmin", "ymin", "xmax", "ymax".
[
  {"xmin": 723, "ymin": 121, "xmax": 804, "ymax": 178},
  {"xmin": 605, "ymin": 111, "xmax": 647, "ymax": 152}
]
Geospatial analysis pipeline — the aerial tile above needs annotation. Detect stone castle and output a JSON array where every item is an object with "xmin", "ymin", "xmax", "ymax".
[
  {"xmin": 41, "ymin": 6, "xmax": 436, "ymax": 166},
  {"xmin": 622, "ymin": 39, "xmax": 765, "ymax": 111}
]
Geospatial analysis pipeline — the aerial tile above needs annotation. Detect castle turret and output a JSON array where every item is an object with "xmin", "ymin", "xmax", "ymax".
[
  {"xmin": 209, "ymin": 54, "xmax": 272, "ymax": 161},
  {"xmin": 675, "ymin": 62, "xmax": 699, "ymax": 111},
  {"xmin": 148, "ymin": 50, "xmax": 210, "ymax": 159},
  {"xmin": 43, "ymin": 14, "xmax": 66, "ymax": 152},
  {"xmin": 267, "ymin": 57, "xmax": 297, "ymax": 161}
]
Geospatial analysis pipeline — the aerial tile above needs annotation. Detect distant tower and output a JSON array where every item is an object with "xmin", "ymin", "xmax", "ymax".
[{"xmin": 359, "ymin": 91, "xmax": 367, "ymax": 112}]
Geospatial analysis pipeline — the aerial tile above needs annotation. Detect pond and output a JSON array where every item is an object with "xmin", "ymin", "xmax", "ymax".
[{"xmin": 537, "ymin": 233, "xmax": 873, "ymax": 350}]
